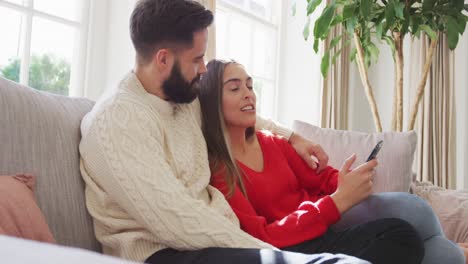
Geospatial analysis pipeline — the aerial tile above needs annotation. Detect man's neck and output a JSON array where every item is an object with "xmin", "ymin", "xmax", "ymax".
[{"xmin": 134, "ymin": 64, "xmax": 166, "ymax": 99}]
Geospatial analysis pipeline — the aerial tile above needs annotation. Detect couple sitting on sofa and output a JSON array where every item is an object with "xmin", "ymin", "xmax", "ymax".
[{"xmin": 78, "ymin": 0, "xmax": 467, "ymax": 263}]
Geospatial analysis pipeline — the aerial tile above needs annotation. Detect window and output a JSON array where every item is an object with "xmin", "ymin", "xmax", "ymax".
[
  {"xmin": 216, "ymin": 0, "xmax": 281, "ymax": 118},
  {"xmin": 0, "ymin": 0, "xmax": 90, "ymax": 96}
]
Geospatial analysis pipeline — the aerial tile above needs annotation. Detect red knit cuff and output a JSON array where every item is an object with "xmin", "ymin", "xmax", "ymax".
[{"xmin": 316, "ymin": 196, "xmax": 341, "ymax": 226}]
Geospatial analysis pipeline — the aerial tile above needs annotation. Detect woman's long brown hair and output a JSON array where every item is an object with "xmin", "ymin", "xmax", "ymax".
[{"xmin": 199, "ymin": 59, "xmax": 251, "ymax": 198}]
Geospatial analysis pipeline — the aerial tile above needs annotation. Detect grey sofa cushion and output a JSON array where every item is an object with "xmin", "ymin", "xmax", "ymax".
[{"xmin": 0, "ymin": 77, "xmax": 100, "ymax": 251}]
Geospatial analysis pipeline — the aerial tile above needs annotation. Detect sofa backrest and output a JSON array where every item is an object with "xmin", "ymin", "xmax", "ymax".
[{"xmin": 0, "ymin": 77, "xmax": 100, "ymax": 252}]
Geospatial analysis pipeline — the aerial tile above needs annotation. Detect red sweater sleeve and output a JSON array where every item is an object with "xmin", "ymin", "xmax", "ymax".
[
  {"xmin": 211, "ymin": 174, "xmax": 339, "ymax": 248},
  {"xmin": 273, "ymin": 136, "xmax": 339, "ymax": 196}
]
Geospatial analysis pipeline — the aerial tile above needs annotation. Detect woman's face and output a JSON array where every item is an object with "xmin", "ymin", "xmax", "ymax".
[{"xmin": 222, "ymin": 63, "xmax": 256, "ymax": 129}]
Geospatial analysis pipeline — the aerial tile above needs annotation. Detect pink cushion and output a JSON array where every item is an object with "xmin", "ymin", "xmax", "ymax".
[{"xmin": 0, "ymin": 174, "xmax": 55, "ymax": 243}]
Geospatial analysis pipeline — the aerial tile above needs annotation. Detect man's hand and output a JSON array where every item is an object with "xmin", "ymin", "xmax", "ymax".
[{"xmin": 289, "ymin": 132, "xmax": 329, "ymax": 172}]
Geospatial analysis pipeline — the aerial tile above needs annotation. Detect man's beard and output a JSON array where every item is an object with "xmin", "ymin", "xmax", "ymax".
[{"xmin": 162, "ymin": 61, "xmax": 201, "ymax": 104}]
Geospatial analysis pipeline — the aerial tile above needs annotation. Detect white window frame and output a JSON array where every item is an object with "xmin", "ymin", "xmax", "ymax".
[
  {"xmin": 0, "ymin": 0, "xmax": 91, "ymax": 96},
  {"xmin": 216, "ymin": 0, "xmax": 282, "ymax": 119}
]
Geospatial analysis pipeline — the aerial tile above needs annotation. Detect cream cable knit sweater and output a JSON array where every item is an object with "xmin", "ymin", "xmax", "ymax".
[{"xmin": 79, "ymin": 72, "xmax": 291, "ymax": 262}]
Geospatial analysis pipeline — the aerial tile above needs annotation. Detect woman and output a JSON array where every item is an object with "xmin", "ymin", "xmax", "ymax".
[{"xmin": 199, "ymin": 59, "xmax": 466, "ymax": 264}]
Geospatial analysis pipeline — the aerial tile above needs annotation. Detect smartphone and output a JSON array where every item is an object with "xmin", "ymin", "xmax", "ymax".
[{"xmin": 366, "ymin": 140, "xmax": 383, "ymax": 162}]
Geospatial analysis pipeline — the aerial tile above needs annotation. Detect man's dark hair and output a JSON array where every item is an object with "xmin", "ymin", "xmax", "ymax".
[{"xmin": 130, "ymin": 0, "xmax": 213, "ymax": 64}]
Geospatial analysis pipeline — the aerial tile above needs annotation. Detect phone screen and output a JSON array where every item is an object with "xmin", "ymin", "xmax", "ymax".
[{"xmin": 366, "ymin": 140, "xmax": 383, "ymax": 162}]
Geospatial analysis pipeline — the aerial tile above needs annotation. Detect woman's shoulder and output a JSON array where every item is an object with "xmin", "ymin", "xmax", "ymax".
[{"xmin": 256, "ymin": 130, "xmax": 289, "ymax": 146}]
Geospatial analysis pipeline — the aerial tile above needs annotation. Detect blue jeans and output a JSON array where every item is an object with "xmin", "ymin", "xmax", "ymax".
[{"xmin": 332, "ymin": 192, "xmax": 465, "ymax": 264}]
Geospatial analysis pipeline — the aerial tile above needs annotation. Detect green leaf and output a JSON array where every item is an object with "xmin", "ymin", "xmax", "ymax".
[
  {"xmin": 394, "ymin": 2, "xmax": 405, "ymax": 19},
  {"xmin": 401, "ymin": 8, "xmax": 410, "ymax": 35},
  {"xmin": 332, "ymin": 48, "xmax": 343, "ymax": 65},
  {"xmin": 367, "ymin": 42, "xmax": 380, "ymax": 63},
  {"xmin": 292, "ymin": 2, "xmax": 297, "ymax": 16},
  {"xmin": 465, "ymin": 4, "xmax": 468, "ymax": 12},
  {"xmin": 346, "ymin": 16, "xmax": 358, "ymax": 34},
  {"xmin": 410, "ymin": 16, "xmax": 422, "ymax": 34},
  {"xmin": 447, "ymin": 17, "xmax": 460, "ymax": 50},
  {"xmin": 343, "ymin": 4, "xmax": 356, "ymax": 21},
  {"xmin": 330, "ymin": 35, "xmax": 343, "ymax": 48},
  {"xmin": 382, "ymin": 35, "xmax": 396, "ymax": 58},
  {"xmin": 360, "ymin": 0, "xmax": 372, "ymax": 19},
  {"xmin": 307, "ymin": 0, "xmax": 323, "ymax": 15},
  {"xmin": 364, "ymin": 49, "xmax": 371, "ymax": 68},
  {"xmin": 331, "ymin": 15, "xmax": 343, "ymax": 27},
  {"xmin": 453, "ymin": 0, "xmax": 464, "ymax": 11},
  {"xmin": 423, "ymin": 0, "xmax": 436, "ymax": 13},
  {"xmin": 350, "ymin": 47, "xmax": 357, "ymax": 62},
  {"xmin": 415, "ymin": 29, "xmax": 422, "ymax": 38},
  {"xmin": 385, "ymin": 1, "xmax": 396, "ymax": 29},
  {"xmin": 373, "ymin": 9, "xmax": 386, "ymax": 25},
  {"xmin": 420, "ymin": 25, "xmax": 437, "ymax": 40},
  {"xmin": 303, "ymin": 17, "xmax": 311, "ymax": 40},
  {"xmin": 314, "ymin": 4, "xmax": 336, "ymax": 39},
  {"xmin": 457, "ymin": 14, "xmax": 468, "ymax": 34},
  {"xmin": 376, "ymin": 22, "xmax": 384, "ymax": 39},
  {"xmin": 314, "ymin": 38, "xmax": 320, "ymax": 53},
  {"xmin": 448, "ymin": 16, "xmax": 464, "ymax": 33},
  {"xmin": 321, "ymin": 51, "xmax": 331, "ymax": 77}
]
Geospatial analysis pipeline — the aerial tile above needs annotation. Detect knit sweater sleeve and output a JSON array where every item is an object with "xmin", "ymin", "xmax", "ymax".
[
  {"xmin": 81, "ymin": 101, "xmax": 273, "ymax": 251},
  {"xmin": 255, "ymin": 116, "xmax": 293, "ymax": 140},
  {"xmin": 272, "ymin": 135, "xmax": 339, "ymax": 194},
  {"xmin": 211, "ymin": 174, "xmax": 339, "ymax": 248}
]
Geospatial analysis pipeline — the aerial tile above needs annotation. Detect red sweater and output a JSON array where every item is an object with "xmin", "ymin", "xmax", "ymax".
[{"xmin": 211, "ymin": 131, "xmax": 341, "ymax": 248}]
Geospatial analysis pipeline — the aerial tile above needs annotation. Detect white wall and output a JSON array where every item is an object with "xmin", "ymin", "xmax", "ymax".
[
  {"xmin": 84, "ymin": 0, "xmax": 136, "ymax": 101},
  {"xmin": 84, "ymin": 0, "xmax": 110, "ymax": 100},
  {"xmin": 348, "ymin": 37, "xmax": 412, "ymax": 133},
  {"xmin": 103, "ymin": 0, "xmax": 136, "ymax": 94},
  {"xmin": 276, "ymin": 0, "xmax": 322, "ymax": 128}
]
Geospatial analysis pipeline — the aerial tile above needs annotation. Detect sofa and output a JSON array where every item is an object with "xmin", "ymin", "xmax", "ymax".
[
  {"xmin": 0, "ymin": 76, "xmax": 466, "ymax": 262},
  {"xmin": 0, "ymin": 77, "xmax": 139, "ymax": 263}
]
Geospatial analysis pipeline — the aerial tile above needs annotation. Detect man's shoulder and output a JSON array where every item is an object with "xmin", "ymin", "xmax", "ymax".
[{"xmin": 81, "ymin": 91, "xmax": 160, "ymax": 136}]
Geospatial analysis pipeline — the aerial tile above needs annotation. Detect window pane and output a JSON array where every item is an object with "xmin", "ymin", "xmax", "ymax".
[
  {"xmin": 4, "ymin": 0, "xmax": 27, "ymax": 6},
  {"xmin": 249, "ymin": 0, "xmax": 272, "ymax": 20},
  {"xmin": 0, "ymin": 7, "xmax": 24, "ymax": 83},
  {"xmin": 252, "ymin": 25, "xmax": 276, "ymax": 79},
  {"xmin": 215, "ymin": 9, "xmax": 229, "ymax": 60},
  {"xmin": 6, "ymin": 0, "xmax": 28, "ymax": 6},
  {"xmin": 34, "ymin": 0, "xmax": 83, "ymax": 21},
  {"xmin": 228, "ymin": 15, "xmax": 252, "ymax": 68},
  {"xmin": 29, "ymin": 17, "xmax": 78, "ymax": 95},
  {"xmin": 220, "ymin": 0, "xmax": 245, "ymax": 9},
  {"xmin": 254, "ymin": 78, "xmax": 274, "ymax": 118}
]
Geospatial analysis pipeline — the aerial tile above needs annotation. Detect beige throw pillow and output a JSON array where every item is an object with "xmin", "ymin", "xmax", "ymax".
[{"xmin": 292, "ymin": 120, "xmax": 417, "ymax": 193}]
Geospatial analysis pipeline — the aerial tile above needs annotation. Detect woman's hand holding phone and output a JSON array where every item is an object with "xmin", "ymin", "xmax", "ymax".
[{"xmin": 331, "ymin": 154, "xmax": 378, "ymax": 214}]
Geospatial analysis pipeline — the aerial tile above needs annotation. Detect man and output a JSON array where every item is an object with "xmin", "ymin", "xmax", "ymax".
[{"xmin": 79, "ymin": 0, "xmax": 368, "ymax": 263}]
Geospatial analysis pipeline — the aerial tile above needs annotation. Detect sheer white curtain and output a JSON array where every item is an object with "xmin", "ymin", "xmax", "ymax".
[
  {"xmin": 320, "ymin": 22, "xmax": 350, "ymax": 130},
  {"xmin": 410, "ymin": 35, "xmax": 456, "ymax": 189}
]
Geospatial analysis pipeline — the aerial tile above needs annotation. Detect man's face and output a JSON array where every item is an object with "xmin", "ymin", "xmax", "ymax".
[
  {"xmin": 162, "ymin": 29, "xmax": 208, "ymax": 103},
  {"xmin": 162, "ymin": 60, "xmax": 201, "ymax": 103}
]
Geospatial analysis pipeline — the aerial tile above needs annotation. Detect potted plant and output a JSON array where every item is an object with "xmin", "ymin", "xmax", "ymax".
[{"xmin": 298, "ymin": 0, "xmax": 468, "ymax": 132}]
